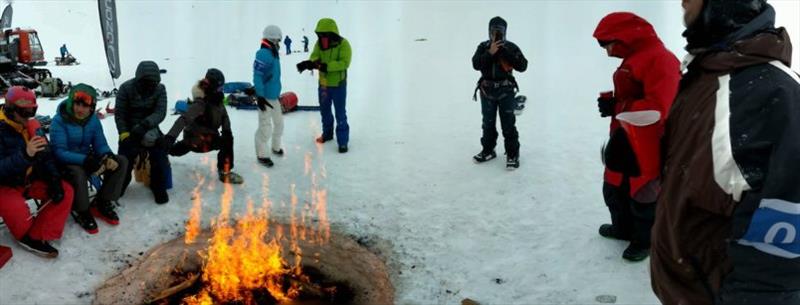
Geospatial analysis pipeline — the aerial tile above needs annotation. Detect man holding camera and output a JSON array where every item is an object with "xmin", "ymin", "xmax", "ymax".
[
  {"xmin": 471, "ymin": 16, "xmax": 528, "ymax": 170},
  {"xmin": 592, "ymin": 12, "xmax": 680, "ymax": 261},
  {"xmin": 0, "ymin": 86, "xmax": 74, "ymax": 258}
]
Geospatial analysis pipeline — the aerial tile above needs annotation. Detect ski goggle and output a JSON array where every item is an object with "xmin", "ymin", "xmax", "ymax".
[
  {"xmin": 72, "ymin": 91, "xmax": 96, "ymax": 108},
  {"xmin": 14, "ymin": 105, "xmax": 37, "ymax": 118}
]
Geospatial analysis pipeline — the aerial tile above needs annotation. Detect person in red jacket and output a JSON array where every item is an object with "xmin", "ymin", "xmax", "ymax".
[
  {"xmin": 0, "ymin": 86, "xmax": 74, "ymax": 258},
  {"xmin": 592, "ymin": 12, "xmax": 680, "ymax": 261}
]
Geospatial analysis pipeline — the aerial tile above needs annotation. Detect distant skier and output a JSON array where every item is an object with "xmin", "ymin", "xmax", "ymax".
[
  {"xmin": 303, "ymin": 35, "xmax": 309, "ymax": 52},
  {"xmin": 471, "ymin": 16, "xmax": 527, "ymax": 170},
  {"xmin": 593, "ymin": 12, "xmax": 680, "ymax": 262},
  {"xmin": 60, "ymin": 44, "xmax": 68, "ymax": 59},
  {"xmin": 253, "ymin": 25, "xmax": 285, "ymax": 167},
  {"xmin": 284, "ymin": 35, "xmax": 292, "ymax": 55},
  {"xmin": 297, "ymin": 18, "xmax": 352, "ymax": 153}
]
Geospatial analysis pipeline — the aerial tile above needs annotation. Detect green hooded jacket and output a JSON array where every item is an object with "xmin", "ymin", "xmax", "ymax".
[{"xmin": 309, "ymin": 18, "xmax": 352, "ymax": 87}]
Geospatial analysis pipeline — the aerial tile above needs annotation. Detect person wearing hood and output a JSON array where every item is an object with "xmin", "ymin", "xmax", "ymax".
[
  {"xmin": 0, "ymin": 86, "xmax": 74, "ymax": 258},
  {"xmin": 592, "ymin": 12, "xmax": 680, "ymax": 262},
  {"xmin": 162, "ymin": 69, "xmax": 243, "ymax": 184},
  {"xmin": 253, "ymin": 25, "xmax": 285, "ymax": 168},
  {"xmin": 114, "ymin": 60, "xmax": 170, "ymax": 204},
  {"xmin": 50, "ymin": 84, "xmax": 128, "ymax": 234},
  {"xmin": 651, "ymin": 1, "xmax": 800, "ymax": 304},
  {"xmin": 471, "ymin": 16, "xmax": 528, "ymax": 170},
  {"xmin": 297, "ymin": 18, "xmax": 352, "ymax": 153}
]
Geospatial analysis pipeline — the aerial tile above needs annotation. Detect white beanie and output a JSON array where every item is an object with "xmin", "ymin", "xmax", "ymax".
[{"xmin": 262, "ymin": 25, "xmax": 282, "ymax": 41}]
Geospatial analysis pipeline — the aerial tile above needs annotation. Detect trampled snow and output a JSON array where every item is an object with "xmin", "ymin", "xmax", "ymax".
[{"xmin": 1, "ymin": 1, "xmax": 799, "ymax": 304}]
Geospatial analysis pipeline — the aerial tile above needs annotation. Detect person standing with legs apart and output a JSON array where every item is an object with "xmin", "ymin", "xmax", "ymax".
[
  {"xmin": 651, "ymin": 1, "xmax": 800, "ymax": 304},
  {"xmin": 162, "ymin": 69, "xmax": 243, "ymax": 184},
  {"xmin": 0, "ymin": 86, "xmax": 74, "ymax": 258},
  {"xmin": 115, "ymin": 60, "xmax": 170, "ymax": 204},
  {"xmin": 50, "ymin": 84, "xmax": 128, "ymax": 233},
  {"xmin": 254, "ymin": 25, "xmax": 285, "ymax": 168},
  {"xmin": 471, "ymin": 16, "xmax": 527, "ymax": 170},
  {"xmin": 592, "ymin": 12, "xmax": 680, "ymax": 262},
  {"xmin": 297, "ymin": 18, "xmax": 352, "ymax": 153}
]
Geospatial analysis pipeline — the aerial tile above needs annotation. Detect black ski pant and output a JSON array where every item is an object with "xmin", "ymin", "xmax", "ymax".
[
  {"xmin": 168, "ymin": 133, "xmax": 234, "ymax": 172},
  {"xmin": 118, "ymin": 140, "xmax": 169, "ymax": 197},
  {"xmin": 480, "ymin": 92, "xmax": 519, "ymax": 157},
  {"xmin": 602, "ymin": 181, "xmax": 655, "ymax": 247},
  {"xmin": 64, "ymin": 156, "xmax": 128, "ymax": 212}
]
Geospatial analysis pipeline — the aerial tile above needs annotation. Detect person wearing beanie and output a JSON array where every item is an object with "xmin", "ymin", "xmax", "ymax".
[
  {"xmin": 0, "ymin": 86, "xmax": 74, "ymax": 258},
  {"xmin": 114, "ymin": 60, "xmax": 171, "ymax": 204},
  {"xmin": 471, "ymin": 16, "xmax": 528, "ymax": 169},
  {"xmin": 297, "ymin": 18, "xmax": 352, "ymax": 153},
  {"xmin": 651, "ymin": 1, "xmax": 800, "ymax": 304},
  {"xmin": 50, "ymin": 83, "xmax": 128, "ymax": 233},
  {"xmin": 163, "ymin": 68, "xmax": 243, "ymax": 184},
  {"xmin": 253, "ymin": 25, "xmax": 285, "ymax": 167},
  {"xmin": 592, "ymin": 12, "xmax": 681, "ymax": 262}
]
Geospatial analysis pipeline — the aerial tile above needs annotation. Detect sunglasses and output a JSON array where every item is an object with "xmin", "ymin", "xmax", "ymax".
[
  {"xmin": 598, "ymin": 40, "xmax": 615, "ymax": 47},
  {"xmin": 15, "ymin": 106, "xmax": 37, "ymax": 118}
]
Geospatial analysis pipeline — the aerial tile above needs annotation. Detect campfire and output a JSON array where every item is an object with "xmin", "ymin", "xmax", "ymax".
[{"xmin": 94, "ymin": 155, "xmax": 393, "ymax": 305}]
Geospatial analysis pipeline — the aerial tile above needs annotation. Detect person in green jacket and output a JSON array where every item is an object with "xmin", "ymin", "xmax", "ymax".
[{"xmin": 297, "ymin": 18, "xmax": 352, "ymax": 153}]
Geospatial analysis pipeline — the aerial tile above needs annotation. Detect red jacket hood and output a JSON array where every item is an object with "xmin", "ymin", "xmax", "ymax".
[{"xmin": 593, "ymin": 12, "xmax": 659, "ymax": 55}]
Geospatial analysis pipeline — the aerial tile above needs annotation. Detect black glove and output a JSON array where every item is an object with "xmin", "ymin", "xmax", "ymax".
[
  {"xmin": 597, "ymin": 96, "xmax": 616, "ymax": 118},
  {"xmin": 47, "ymin": 179, "xmax": 65, "ymax": 204},
  {"xmin": 131, "ymin": 124, "xmax": 148, "ymax": 138},
  {"xmin": 296, "ymin": 60, "xmax": 315, "ymax": 73},
  {"xmin": 161, "ymin": 135, "xmax": 176, "ymax": 151},
  {"xmin": 256, "ymin": 96, "xmax": 274, "ymax": 111},
  {"xmin": 318, "ymin": 62, "xmax": 328, "ymax": 73},
  {"xmin": 83, "ymin": 154, "xmax": 104, "ymax": 174}
]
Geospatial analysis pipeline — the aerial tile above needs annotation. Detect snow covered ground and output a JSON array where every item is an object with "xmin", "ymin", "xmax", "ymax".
[{"xmin": 1, "ymin": 1, "xmax": 799, "ymax": 304}]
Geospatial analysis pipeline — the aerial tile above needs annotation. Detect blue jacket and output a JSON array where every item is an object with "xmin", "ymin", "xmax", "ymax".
[
  {"xmin": 253, "ymin": 42, "xmax": 281, "ymax": 100},
  {"xmin": 50, "ymin": 101, "xmax": 112, "ymax": 165}
]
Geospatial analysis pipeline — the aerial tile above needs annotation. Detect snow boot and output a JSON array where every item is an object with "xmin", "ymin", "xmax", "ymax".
[
  {"xmin": 219, "ymin": 172, "xmax": 244, "ymax": 184},
  {"xmin": 154, "ymin": 190, "xmax": 169, "ymax": 205},
  {"xmin": 622, "ymin": 242, "xmax": 650, "ymax": 262},
  {"xmin": 473, "ymin": 150, "xmax": 497, "ymax": 163},
  {"xmin": 339, "ymin": 146, "xmax": 348, "ymax": 153},
  {"xmin": 315, "ymin": 135, "xmax": 333, "ymax": 143},
  {"xmin": 598, "ymin": 224, "xmax": 630, "ymax": 241},
  {"xmin": 258, "ymin": 157, "xmax": 274, "ymax": 167},
  {"xmin": 272, "ymin": 148, "xmax": 284, "ymax": 156},
  {"xmin": 71, "ymin": 210, "xmax": 98, "ymax": 234},
  {"xmin": 90, "ymin": 199, "xmax": 119, "ymax": 225},
  {"xmin": 506, "ymin": 155, "xmax": 520, "ymax": 170},
  {"xmin": 17, "ymin": 235, "xmax": 58, "ymax": 258}
]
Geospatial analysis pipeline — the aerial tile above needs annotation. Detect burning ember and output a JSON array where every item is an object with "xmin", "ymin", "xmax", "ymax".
[{"xmin": 94, "ymin": 151, "xmax": 393, "ymax": 305}]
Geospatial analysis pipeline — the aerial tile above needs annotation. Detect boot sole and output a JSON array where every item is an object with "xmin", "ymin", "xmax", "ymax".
[{"xmin": 16, "ymin": 241, "xmax": 58, "ymax": 258}]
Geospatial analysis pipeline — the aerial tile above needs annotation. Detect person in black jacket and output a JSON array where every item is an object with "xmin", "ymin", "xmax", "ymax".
[
  {"xmin": 114, "ymin": 60, "xmax": 170, "ymax": 204},
  {"xmin": 162, "ymin": 69, "xmax": 243, "ymax": 184},
  {"xmin": 471, "ymin": 16, "xmax": 528, "ymax": 170}
]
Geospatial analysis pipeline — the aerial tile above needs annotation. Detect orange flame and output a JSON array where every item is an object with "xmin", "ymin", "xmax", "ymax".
[{"xmin": 184, "ymin": 173, "xmax": 205, "ymax": 244}]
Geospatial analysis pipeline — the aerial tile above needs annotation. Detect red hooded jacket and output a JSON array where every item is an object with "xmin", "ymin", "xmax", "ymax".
[{"xmin": 593, "ymin": 12, "xmax": 681, "ymax": 199}]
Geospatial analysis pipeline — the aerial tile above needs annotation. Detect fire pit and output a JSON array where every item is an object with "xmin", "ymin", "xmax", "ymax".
[{"xmin": 93, "ymin": 223, "xmax": 394, "ymax": 305}]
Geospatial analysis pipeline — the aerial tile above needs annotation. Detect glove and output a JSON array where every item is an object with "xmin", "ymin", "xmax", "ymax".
[
  {"xmin": 296, "ymin": 60, "xmax": 315, "ymax": 73},
  {"xmin": 131, "ymin": 124, "xmax": 148, "ymax": 137},
  {"xmin": 318, "ymin": 62, "xmax": 328, "ymax": 73},
  {"xmin": 597, "ymin": 96, "xmax": 616, "ymax": 118},
  {"xmin": 256, "ymin": 97, "xmax": 274, "ymax": 111},
  {"xmin": 47, "ymin": 179, "xmax": 65, "ymax": 204},
  {"xmin": 102, "ymin": 153, "xmax": 120, "ymax": 171},
  {"xmin": 160, "ymin": 135, "xmax": 176, "ymax": 151},
  {"xmin": 83, "ymin": 154, "xmax": 104, "ymax": 175}
]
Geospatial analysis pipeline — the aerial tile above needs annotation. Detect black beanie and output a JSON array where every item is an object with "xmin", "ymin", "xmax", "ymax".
[{"xmin": 205, "ymin": 68, "xmax": 225, "ymax": 88}]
